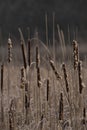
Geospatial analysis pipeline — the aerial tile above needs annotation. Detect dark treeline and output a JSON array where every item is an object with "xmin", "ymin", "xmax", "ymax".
[{"xmin": 0, "ymin": 0, "xmax": 87, "ymax": 40}]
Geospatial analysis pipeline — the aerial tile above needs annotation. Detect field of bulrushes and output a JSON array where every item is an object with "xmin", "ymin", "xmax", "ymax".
[{"xmin": 0, "ymin": 27, "xmax": 87, "ymax": 130}]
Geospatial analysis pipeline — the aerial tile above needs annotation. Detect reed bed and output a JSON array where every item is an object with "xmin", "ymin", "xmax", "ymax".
[{"xmin": 0, "ymin": 28, "xmax": 87, "ymax": 130}]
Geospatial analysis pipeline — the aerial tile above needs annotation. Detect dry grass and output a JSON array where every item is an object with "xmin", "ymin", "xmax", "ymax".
[{"xmin": 0, "ymin": 31, "xmax": 87, "ymax": 130}]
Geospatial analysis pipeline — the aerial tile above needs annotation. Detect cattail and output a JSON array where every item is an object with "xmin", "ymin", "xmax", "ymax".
[
  {"xmin": 78, "ymin": 61, "xmax": 85, "ymax": 94},
  {"xmin": 1, "ymin": 64, "xmax": 4, "ymax": 93},
  {"xmin": 72, "ymin": 40, "xmax": 79, "ymax": 70},
  {"xmin": 49, "ymin": 60, "xmax": 61, "ymax": 80},
  {"xmin": 36, "ymin": 46, "xmax": 41, "ymax": 87},
  {"xmin": 1, "ymin": 64, "xmax": 4, "ymax": 122},
  {"xmin": 36, "ymin": 46, "xmax": 40, "ymax": 69},
  {"xmin": 21, "ymin": 43, "xmax": 27, "ymax": 69},
  {"xmin": 40, "ymin": 114, "xmax": 43, "ymax": 130},
  {"xmin": 36, "ymin": 46, "xmax": 41, "ymax": 124},
  {"xmin": 25, "ymin": 82, "xmax": 30, "ymax": 109},
  {"xmin": 62, "ymin": 63, "xmax": 69, "ymax": 93},
  {"xmin": 37, "ymin": 67, "xmax": 41, "ymax": 88},
  {"xmin": 9, "ymin": 99, "xmax": 16, "ymax": 130},
  {"xmin": 20, "ymin": 67, "xmax": 26, "ymax": 88},
  {"xmin": 8, "ymin": 37, "xmax": 12, "ymax": 63},
  {"xmin": 59, "ymin": 93, "xmax": 63, "ymax": 120},
  {"xmin": 47, "ymin": 79, "xmax": 49, "ymax": 101},
  {"xmin": 28, "ymin": 39, "xmax": 31, "ymax": 67},
  {"xmin": 82, "ymin": 107, "xmax": 86, "ymax": 125},
  {"xmin": 25, "ymin": 82, "xmax": 30, "ymax": 124}
]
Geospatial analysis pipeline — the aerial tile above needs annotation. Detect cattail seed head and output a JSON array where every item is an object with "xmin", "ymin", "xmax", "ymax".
[
  {"xmin": 72, "ymin": 40, "xmax": 79, "ymax": 70},
  {"xmin": 1, "ymin": 64, "xmax": 4, "ymax": 93},
  {"xmin": 78, "ymin": 61, "xmax": 85, "ymax": 94},
  {"xmin": 25, "ymin": 82, "xmax": 30, "ymax": 108},
  {"xmin": 62, "ymin": 63, "xmax": 69, "ymax": 93},
  {"xmin": 82, "ymin": 107, "xmax": 86, "ymax": 125},
  {"xmin": 47, "ymin": 79, "xmax": 49, "ymax": 101},
  {"xmin": 21, "ymin": 43, "xmax": 27, "ymax": 69},
  {"xmin": 9, "ymin": 99, "xmax": 16, "ymax": 130},
  {"xmin": 49, "ymin": 60, "xmax": 61, "ymax": 80},
  {"xmin": 37, "ymin": 67, "xmax": 41, "ymax": 88},
  {"xmin": 36, "ymin": 46, "xmax": 40, "ymax": 69},
  {"xmin": 59, "ymin": 92, "xmax": 63, "ymax": 120},
  {"xmin": 20, "ymin": 67, "xmax": 26, "ymax": 88},
  {"xmin": 8, "ymin": 37, "xmax": 12, "ymax": 63}
]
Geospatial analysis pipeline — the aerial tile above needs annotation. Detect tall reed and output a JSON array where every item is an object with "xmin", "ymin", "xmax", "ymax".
[{"xmin": 1, "ymin": 64, "xmax": 4, "ymax": 122}]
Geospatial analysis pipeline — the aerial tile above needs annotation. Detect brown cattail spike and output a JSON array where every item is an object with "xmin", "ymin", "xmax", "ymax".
[
  {"xmin": 78, "ymin": 61, "xmax": 84, "ymax": 94},
  {"xmin": 8, "ymin": 37, "xmax": 12, "ymax": 63},
  {"xmin": 47, "ymin": 79, "xmax": 49, "ymax": 101},
  {"xmin": 21, "ymin": 43, "xmax": 27, "ymax": 69},
  {"xmin": 1, "ymin": 64, "xmax": 4, "ymax": 122},
  {"xmin": 72, "ymin": 40, "xmax": 79, "ymax": 70},
  {"xmin": 49, "ymin": 60, "xmax": 61, "ymax": 80},
  {"xmin": 25, "ymin": 82, "xmax": 30, "ymax": 109},
  {"xmin": 9, "ymin": 99, "xmax": 16, "ymax": 130},
  {"xmin": 36, "ymin": 46, "xmax": 40, "ymax": 69},
  {"xmin": 59, "ymin": 93, "xmax": 63, "ymax": 120},
  {"xmin": 82, "ymin": 107, "xmax": 86, "ymax": 124},
  {"xmin": 37, "ymin": 67, "xmax": 41, "ymax": 88},
  {"xmin": 62, "ymin": 63, "xmax": 69, "ymax": 93},
  {"xmin": 1, "ymin": 64, "xmax": 4, "ymax": 93},
  {"xmin": 20, "ymin": 67, "xmax": 26, "ymax": 88}
]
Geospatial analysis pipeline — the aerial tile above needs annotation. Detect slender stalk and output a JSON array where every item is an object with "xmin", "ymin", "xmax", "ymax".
[
  {"xmin": 1, "ymin": 64, "xmax": 4, "ymax": 122},
  {"xmin": 28, "ymin": 39, "xmax": 31, "ymax": 67}
]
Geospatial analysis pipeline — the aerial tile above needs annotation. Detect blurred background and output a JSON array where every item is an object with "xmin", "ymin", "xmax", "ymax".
[{"xmin": 0, "ymin": 0, "xmax": 87, "ymax": 41}]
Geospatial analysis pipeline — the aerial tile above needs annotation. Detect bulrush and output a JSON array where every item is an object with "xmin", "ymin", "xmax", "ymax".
[
  {"xmin": 1, "ymin": 64, "xmax": 4, "ymax": 122},
  {"xmin": 78, "ymin": 61, "xmax": 85, "ymax": 94},
  {"xmin": 36, "ymin": 46, "xmax": 40, "ymax": 69},
  {"xmin": 59, "ymin": 93, "xmax": 63, "ymax": 120},
  {"xmin": 62, "ymin": 63, "xmax": 69, "ymax": 93},
  {"xmin": 20, "ymin": 67, "xmax": 26, "ymax": 88},
  {"xmin": 49, "ymin": 60, "xmax": 61, "ymax": 80},
  {"xmin": 36, "ymin": 46, "xmax": 41, "ymax": 87},
  {"xmin": 8, "ymin": 37, "xmax": 12, "ymax": 63},
  {"xmin": 1, "ymin": 64, "xmax": 4, "ymax": 94},
  {"xmin": 9, "ymin": 99, "xmax": 16, "ymax": 130},
  {"xmin": 82, "ymin": 107, "xmax": 86, "ymax": 125},
  {"xmin": 47, "ymin": 79, "xmax": 49, "ymax": 101},
  {"xmin": 72, "ymin": 40, "xmax": 79, "ymax": 70},
  {"xmin": 21, "ymin": 43, "xmax": 27, "ymax": 69}
]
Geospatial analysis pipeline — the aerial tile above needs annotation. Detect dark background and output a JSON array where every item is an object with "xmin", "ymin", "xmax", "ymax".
[{"xmin": 0, "ymin": 0, "xmax": 87, "ymax": 41}]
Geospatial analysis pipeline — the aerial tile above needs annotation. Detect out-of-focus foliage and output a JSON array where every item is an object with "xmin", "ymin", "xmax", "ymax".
[{"xmin": 0, "ymin": 0, "xmax": 87, "ymax": 38}]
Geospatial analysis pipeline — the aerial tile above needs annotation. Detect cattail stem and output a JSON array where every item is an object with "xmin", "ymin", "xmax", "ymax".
[{"xmin": 28, "ymin": 39, "xmax": 31, "ymax": 67}]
